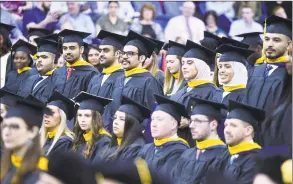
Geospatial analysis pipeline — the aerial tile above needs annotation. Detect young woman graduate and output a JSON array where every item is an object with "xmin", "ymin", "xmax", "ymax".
[
  {"xmin": 102, "ymin": 95, "xmax": 151, "ymax": 161},
  {"xmin": 40, "ymin": 91, "xmax": 74, "ymax": 156},
  {"xmin": 72, "ymin": 91, "xmax": 112, "ymax": 161},
  {"xmin": 0, "ymin": 98, "xmax": 50, "ymax": 184},
  {"xmin": 163, "ymin": 41, "xmax": 186, "ymax": 96},
  {"xmin": 4, "ymin": 39, "xmax": 38, "ymax": 94}
]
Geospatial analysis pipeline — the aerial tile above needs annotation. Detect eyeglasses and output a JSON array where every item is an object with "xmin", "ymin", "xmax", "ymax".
[
  {"xmin": 119, "ymin": 51, "xmax": 139, "ymax": 58},
  {"xmin": 190, "ymin": 119, "xmax": 210, "ymax": 125}
]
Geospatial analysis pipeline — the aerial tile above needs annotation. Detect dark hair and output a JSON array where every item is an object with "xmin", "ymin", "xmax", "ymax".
[
  {"xmin": 140, "ymin": 3, "xmax": 156, "ymax": 20},
  {"xmin": 204, "ymin": 11, "xmax": 218, "ymax": 25},
  {"xmin": 108, "ymin": 1, "xmax": 119, "ymax": 7},
  {"xmin": 107, "ymin": 113, "xmax": 144, "ymax": 160},
  {"xmin": 12, "ymin": 52, "xmax": 34, "ymax": 67},
  {"xmin": 0, "ymin": 30, "xmax": 12, "ymax": 56}
]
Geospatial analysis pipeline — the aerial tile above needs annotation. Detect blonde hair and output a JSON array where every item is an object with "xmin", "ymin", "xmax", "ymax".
[
  {"xmin": 40, "ymin": 108, "xmax": 74, "ymax": 156},
  {"xmin": 163, "ymin": 56, "xmax": 184, "ymax": 95},
  {"xmin": 148, "ymin": 52, "xmax": 163, "ymax": 78}
]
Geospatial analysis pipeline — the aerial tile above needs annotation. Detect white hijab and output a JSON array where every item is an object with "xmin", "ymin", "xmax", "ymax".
[
  {"xmin": 219, "ymin": 61, "xmax": 248, "ymax": 86},
  {"xmin": 194, "ymin": 59, "xmax": 213, "ymax": 81}
]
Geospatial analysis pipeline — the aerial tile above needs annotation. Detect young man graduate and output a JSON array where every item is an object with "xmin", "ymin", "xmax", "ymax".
[
  {"xmin": 87, "ymin": 30, "xmax": 125, "ymax": 98},
  {"xmin": 103, "ymin": 30, "xmax": 163, "ymax": 129},
  {"xmin": 222, "ymin": 100, "xmax": 266, "ymax": 184},
  {"xmin": 48, "ymin": 29, "xmax": 99, "ymax": 99},
  {"xmin": 172, "ymin": 98, "xmax": 227, "ymax": 184},
  {"xmin": 17, "ymin": 38, "xmax": 58, "ymax": 102},
  {"xmin": 244, "ymin": 15, "xmax": 292, "ymax": 114},
  {"xmin": 138, "ymin": 94, "xmax": 189, "ymax": 177}
]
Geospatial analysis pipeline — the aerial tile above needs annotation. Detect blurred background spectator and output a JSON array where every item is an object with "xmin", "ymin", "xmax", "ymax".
[
  {"xmin": 130, "ymin": 3, "xmax": 164, "ymax": 41},
  {"xmin": 272, "ymin": 5, "xmax": 288, "ymax": 19},
  {"xmin": 96, "ymin": 1, "xmax": 128, "ymax": 35},
  {"xmin": 164, "ymin": 1, "xmax": 205, "ymax": 44},
  {"xmin": 204, "ymin": 10, "xmax": 227, "ymax": 37}
]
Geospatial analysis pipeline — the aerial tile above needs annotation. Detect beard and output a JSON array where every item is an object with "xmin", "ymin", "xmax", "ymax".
[
  {"xmin": 101, "ymin": 58, "xmax": 115, "ymax": 68},
  {"xmin": 266, "ymin": 48, "xmax": 287, "ymax": 59}
]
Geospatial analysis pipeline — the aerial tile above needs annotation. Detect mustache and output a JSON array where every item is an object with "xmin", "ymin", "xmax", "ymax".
[{"xmin": 120, "ymin": 59, "xmax": 130, "ymax": 64}]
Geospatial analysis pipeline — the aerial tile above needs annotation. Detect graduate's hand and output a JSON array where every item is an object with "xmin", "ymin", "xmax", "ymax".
[{"xmin": 179, "ymin": 117, "xmax": 190, "ymax": 128}]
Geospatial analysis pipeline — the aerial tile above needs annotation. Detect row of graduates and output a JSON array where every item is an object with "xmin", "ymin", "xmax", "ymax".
[{"xmin": 1, "ymin": 88, "xmax": 291, "ymax": 184}]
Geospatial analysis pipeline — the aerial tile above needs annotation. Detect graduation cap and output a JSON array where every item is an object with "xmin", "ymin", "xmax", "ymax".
[
  {"xmin": 165, "ymin": 40, "xmax": 186, "ymax": 57},
  {"xmin": 190, "ymin": 98, "xmax": 226, "ymax": 122},
  {"xmin": 58, "ymin": 29, "xmax": 91, "ymax": 44},
  {"xmin": 216, "ymin": 44, "xmax": 255, "ymax": 64},
  {"xmin": 0, "ymin": 88, "xmax": 22, "ymax": 107},
  {"xmin": 219, "ymin": 37, "xmax": 250, "ymax": 49},
  {"xmin": 11, "ymin": 39, "xmax": 37, "ymax": 55},
  {"xmin": 48, "ymin": 151, "xmax": 96, "ymax": 184},
  {"xmin": 124, "ymin": 30, "xmax": 157, "ymax": 58},
  {"xmin": 0, "ymin": 22, "xmax": 15, "ymax": 38},
  {"xmin": 146, "ymin": 37, "xmax": 165, "ymax": 55},
  {"xmin": 47, "ymin": 91, "xmax": 76, "ymax": 120},
  {"xmin": 183, "ymin": 40, "xmax": 216, "ymax": 66},
  {"xmin": 28, "ymin": 28, "xmax": 52, "ymax": 38},
  {"xmin": 41, "ymin": 33, "xmax": 59, "ymax": 42},
  {"xmin": 265, "ymin": 15, "xmax": 292, "ymax": 39},
  {"xmin": 154, "ymin": 94, "xmax": 189, "ymax": 123},
  {"xmin": 227, "ymin": 100, "xmax": 266, "ymax": 130},
  {"xmin": 235, "ymin": 32, "xmax": 263, "ymax": 48},
  {"xmin": 118, "ymin": 96, "xmax": 151, "ymax": 122},
  {"xmin": 5, "ymin": 97, "xmax": 50, "ymax": 128},
  {"xmin": 97, "ymin": 30, "xmax": 126, "ymax": 50},
  {"xmin": 74, "ymin": 91, "xmax": 112, "ymax": 114},
  {"xmin": 200, "ymin": 31, "xmax": 221, "ymax": 51},
  {"xmin": 35, "ymin": 38, "xmax": 59, "ymax": 55}
]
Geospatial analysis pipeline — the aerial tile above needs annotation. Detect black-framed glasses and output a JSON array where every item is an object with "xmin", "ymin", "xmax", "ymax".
[{"xmin": 119, "ymin": 51, "xmax": 139, "ymax": 58}]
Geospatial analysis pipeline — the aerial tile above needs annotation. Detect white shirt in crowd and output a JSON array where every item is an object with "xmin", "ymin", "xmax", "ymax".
[{"xmin": 229, "ymin": 19, "xmax": 263, "ymax": 41}]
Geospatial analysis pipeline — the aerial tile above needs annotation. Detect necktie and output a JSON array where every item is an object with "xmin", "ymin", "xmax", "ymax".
[
  {"xmin": 196, "ymin": 149, "xmax": 202, "ymax": 160},
  {"xmin": 185, "ymin": 17, "xmax": 193, "ymax": 41},
  {"xmin": 66, "ymin": 68, "xmax": 74, "ymax": 80},
  {"xmin": 265, "ymin": 65, "xmax": 273, "ymax": 77}
]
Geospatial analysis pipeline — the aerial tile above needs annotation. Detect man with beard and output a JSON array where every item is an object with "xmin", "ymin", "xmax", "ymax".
[
  {"xmin": 48, "ymin": 29, "xmax": 99, "ymax": 99},
  {"xmin": 243, "ymin": 15, "xmax": 292, "ymax": 114},
  {"xmin": 103, "ymin": 30, "xmax": 163, "ymax": 130},
  {"xmin": 17, "ymin": 38, "xmax": 58, "ymax": 103},
  {"xmin": 87, "ymin": 30, "xmax": 125, "ymax": 99}
]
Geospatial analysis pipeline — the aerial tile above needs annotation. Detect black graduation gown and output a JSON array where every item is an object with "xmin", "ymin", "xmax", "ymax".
[
  {"xmin": 17, "ymin": 74, "xmax": 53, "ymax": 103},
  {"xmin": 76, "ymin": 135, "xmax": 111, "ymax": 161},
  {"xmin": 102, "ymin": 137, "xmax": 145, "ymax": 161},
  {"xmin": 49, "ymin": 65, "xmax": 99, "ymax": 99},
  {"xmin": 102, "ymin": 72, "xmax": 163, "ymax": 129},
  {"xmin": 138, "ymin": 140, "xmax": 189, "ymax": 176},
  {"xmin": 4, "ymin": 68, "xmax": 38, "ymax": 94},
  {"xmin": 42, "ymin": 135, "xmax": 73, "ymax": 156},
  {"xmin": 155, "ymin": 70, "xmax": 165, "ymax": 90},
  {"xmin": 166, "ymin": 79, "xmax": 187, "ymax": 97},
  {"xmin": 223, "ymin": 149, "xmax": 260, "ymax": 184},
  {"xmin": 244, "ymin": 64, "xmax": 288, "ymax": 114},
  {"xmin": 2, "ymin": 164, "xmax": 40, "ymax": 184},
  {"xmin": 87, "ymin": 69, "xmax": 124, "ymax": 98},
  {"xmin": 172, "ymin": 145, "xmax": 227, "ymax": 184}
]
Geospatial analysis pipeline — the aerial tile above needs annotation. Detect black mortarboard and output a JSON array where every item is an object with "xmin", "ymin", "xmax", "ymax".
[
  {"xmin": 0, "ymin": 22, "xmax": 15, "ymax": 38},
  {"xmin": 74, "ymin": 91, "xmax": 112, "ymax": 114},
  {"xmin": 35, "ymin": 38, "xmax": 59, "ymax": 55},
  {"xmin": 47, "ymin": 91, "xmax": 76, "ymax": 120},
  {"xmin": 28, "ymin": 28, "xmax": 51, "ymax": 38},
  {"xmin": 183, "ymin": 40, "xmax": 216, "ymax": 66},
  {"xmin": 88, "ymin": 43, "xmax": 100, "ymax": 51},
  {"xmin": 227, "ymin": 100, "xmax": 266, "ymax": 130},
  {"xmin": 219, "ymin": 37, "xmax": 250, "ymax": 49},
  {"xmin": 146, "ymin": 37, "xmax": 165, "ymax": 55},
  {"xmin": 5, "ymin": 98, "xmax": 50, "ymax": 128},
  {"xmin": 0, "ymin": 89, "xmax": 22, "ymax": 107},
  {"xmin": 265, "ymin": 15, "xmax": 292, "ymax": 39},
  {"xmin": 41, "ymin": 33, "xmax": 59, "ymax": 42},
  {"xmin": 154, "ymin": 94, "xmax": 189, "ymax": 123},
  {"xmin": 11, "ymin": 39, "xmax": 37, "ymax": 55},
  {"xmin": 166, "ymin": 40, "xmax": 186, "ymax": 56},
  {"xmin": 97, "ymin": 30, "xmax": 126, "ymax": 50},
  {"xmin": 48, "ymin": 151, "xmax": 96, "ymax": 184},
  {"xmin": 235, "ymin": 32, "xmax": 263, "ymax": 47},
  {"xmin": 216, "ymin": 44, "xmax": 255, "ymax": 64},
  {"xmin": 124, "ymin": 30, "xmax": 157, "ymax": 58},
  {"xmin": 58, "ymin": 29, "xmax": 91, "ymax": 44},
  {"xmin": 200, "ymin": 31, "xmax": 221, "ymax": 51},
  {"xmin": 190, "ymin": 98, "xmax": 226, "ymax": 123},
  {"xmin": 118, "ymin": 96, "xmax": 151, "ymax": 122}
]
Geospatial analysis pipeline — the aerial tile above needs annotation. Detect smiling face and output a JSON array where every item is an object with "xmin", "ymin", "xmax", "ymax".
[
  {"xmin": 217, "ymin": 62, "xmax": 234, "ymax": 85},
  {"xmin": 88, "ymin": 47, "xmax": 100, "ymax": 67},
  {"xmin": 112, "ymin": 110, "xmax": 125, "ymax": 138},
  {"xmin": 62, "ymin": 42, "xmax": 83, "ymax": 63},
  {"xmin": 120, "ymin": 45, "xmax": 141, "ymax": 70},
  {"xmin": 264, "ymin": 33, "xmax": 291, "ymax": 59},
  {"xmin": 166, "ymin": 55, "xmax": 181, "ymax": 74},
  {"xmin": 77, "ymin": 109, "xmax": 92, "ymax": 132},
  {"xmin": 43, "ymin": 105, "xmax": 61, "ymax": 129},
  {"xmin": 36, "ymin": 52, "xmax": 55, "ymax": 75},
  {"xmin": 181, "ymin": 57, "xmax": 198, "ymax": 80},
  {"xmin": 14, "ymin": 51, "xmax": 31, "ymax": 69}
]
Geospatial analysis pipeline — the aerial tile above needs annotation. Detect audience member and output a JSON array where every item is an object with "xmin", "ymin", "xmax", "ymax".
[
  {"xmin": 229, "ymin": 4, "xmax": 263, "ymax": 40},
  {"xmin": 272, "ymin": 5, "xmax": 288, "ymax": 19},
  {"xmin": 165, "ymin": 1, "xmax": 205, "ymax": 43},
  {"xmin": 235, "ymin": 2, "xmax": 262, "ymax": 21},
  {"xmin": 204, "ymin": 11, "xmax": 226, "ymax": 37},
  {"xmin": 96, "ymin": 1, "xmax": 128, "ymax": 36},
  {"xmin": 130, "ymin": 3, "xmax": 164, "ymax": 41},
  {"xmin": 205, "ymin": 1, "xmax": 235, "ymax": 21}
]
